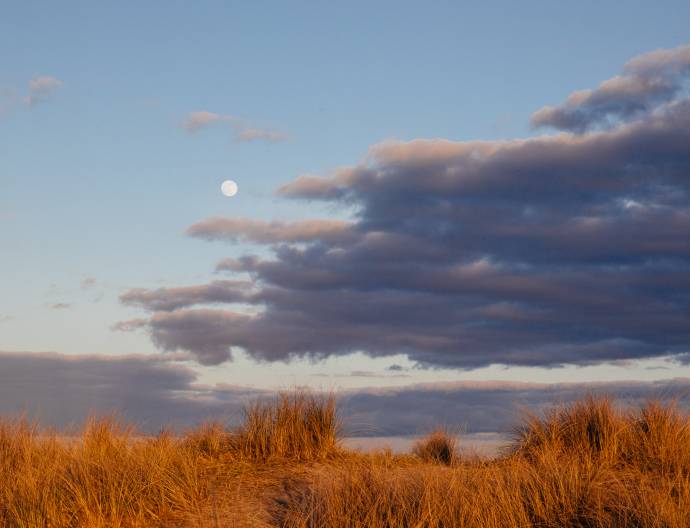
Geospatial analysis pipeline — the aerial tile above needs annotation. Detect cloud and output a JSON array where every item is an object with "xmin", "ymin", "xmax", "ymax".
[
  {"xmin": 120, "ymin": 280, "xmax": 255, "ymax": 312},
  {"xmin": 111, "ymin": 318, "xmax": 148, "ymax": 332},
  {"xmin": 147, "ymin": 309, "xmax": 251, "ymax": 365},
  {"xmin": 29, "ymin": 76, "xmax": 63, "ymax": 93},
  {"xmin": 81, "ymin": 277, "xmax": 97, "ymax": 289},
  {"xmin": 341, "ymin": 378, "xmax": 690, "ymax": 435},
  {"xmin": 122, "ymin": 46, "xmax": 690, "ymax": 369},
  {"xmin": 23, "ymin": 76, "xmax": 63, "ymax": 106},
  {"xmin": 187, "ymin": 217, "xmax": 356, "ymax": 245},
  {"xmin": 348, "ymin": 370, "xmax": 410, "ymax": 379},
  {"xmin": 182, "ymin": 110, "xmax": 288, "ymax": 143},
  {"xmin": 0, "ymin": 351, "xmax": 687, "ymax": 435},
  {"xmin": 624, "ymin": 44, "xmax": 690, "ymax": 79},
  {"xmin": 1, "ymin": 76, "xmax": 63, "ymax": 114},
  {"xmin": 183, "ymin": 111, "xmax": 232, "ymax": 132},
  {"xmin": 0, "ymin": 351, "xmax": 259, "ymax": 431},
  {"xmin": 79, "ymin": 276, "xmax": 104, "ymax": 303},
  {"xmin": 531, "ymin": 44, "xmax": 690, "ymax": 132},
  {"xmin": 237, "ymin": 127, "xmax": 289, "ymax": 143}
]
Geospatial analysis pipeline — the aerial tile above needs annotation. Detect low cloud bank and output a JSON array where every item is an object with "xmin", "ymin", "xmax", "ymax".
[
  {"xmin": 0, "ymin": 352, "xmax": 688, "ymax": 435},
  {"xmin": 0, "ymin": 351, "xmax": 258, "ymax": 430},
  {"xmin": 341, "ymin": 379, "xmax": 690, "ymax": 435}
]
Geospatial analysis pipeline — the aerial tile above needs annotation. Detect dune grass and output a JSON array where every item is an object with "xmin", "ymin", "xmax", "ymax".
[
  {"xmin": 284, "ymin": 395, "xmax": 690, "ymax": 528},
  {"xmin": 0, "ymin": 393, "xmax": 689, "ymax": 527},
  {"xmin": 0, "ymin": 417, "xmax": 209, "ymax": 527},
  {"xmin": 411, "ymin": 428, "xmax": 459, "ymax": 465},
  {"xmin": 234, "ymin": 392, "xmax": 340, "ymax": 461}
]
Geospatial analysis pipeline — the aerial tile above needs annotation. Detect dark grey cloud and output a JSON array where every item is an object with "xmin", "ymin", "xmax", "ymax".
[
  {"xmin": 531, "ymin": 44, "xmax": 690, "ymax": 132},
  {"xmin": 0, "ymin": 351, "xmax": 260, "ymax": 431},
  {"xmin": 341, "ymin": 378, "xmax": 690, "ymax": 436},
  {"xmin": 1, "ymin": 351, "xmax": 688, "ymax": 436},
  {"xmin": 147, "ymin": 309, "xmax": 252, "ymax": 365},
  {"xmin": 120, "ymin": 46, "xmax": 690, "ymax": 369}
]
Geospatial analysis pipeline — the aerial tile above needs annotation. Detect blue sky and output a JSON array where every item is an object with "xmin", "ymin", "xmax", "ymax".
[{"xmin": 2, "ymin": 1, "xmax": 690, "ymax": 404}]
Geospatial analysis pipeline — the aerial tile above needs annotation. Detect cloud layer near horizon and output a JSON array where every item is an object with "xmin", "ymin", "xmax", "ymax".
[
  {"xmin": 0, "ymin": 351, "xmax": 255, "ymax": 430},
  {"xmin": 1, "ymin": 351, "xmax": 689, "ymax": 435},
  {"xmin": 120, "ymin": 45, "xmax": 690, "ymax": 369}
]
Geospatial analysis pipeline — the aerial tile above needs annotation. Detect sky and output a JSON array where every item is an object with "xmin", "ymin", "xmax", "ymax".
[{"xmin": 2, "ymin": 1, "xmax": 690, "ymax": 434}]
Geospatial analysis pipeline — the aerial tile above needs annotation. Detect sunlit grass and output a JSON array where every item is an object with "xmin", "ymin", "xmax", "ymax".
[{"xmin": 0, "ymin": 392, "xmax": 688, "ymax": 526}]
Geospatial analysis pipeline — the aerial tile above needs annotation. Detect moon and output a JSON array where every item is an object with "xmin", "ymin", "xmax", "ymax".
[{"xmin": 221, "ymin": 180, "xmax": 238, "ymax": 197}]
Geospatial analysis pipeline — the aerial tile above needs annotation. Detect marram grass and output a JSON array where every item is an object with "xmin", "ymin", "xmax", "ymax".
[{"xmin": 0, "ymin": 393, "xmax": 689, "ymax": 527}]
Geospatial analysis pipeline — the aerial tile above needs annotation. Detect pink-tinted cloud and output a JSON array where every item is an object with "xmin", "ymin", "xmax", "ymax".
[
  {"xmin": 183, "ymin": 111, "xmax": 233, "ymax": 132},
  {"xmin": 237, "ymin": 127, "xmax": 289, "ymax": 143},
  {"xmin": 23, "ymin": 76, "xmax": 63, "ymax": 106},
  {"xmin": 187, "ymin": 217, "xmax": 356, "ymax": 245},
  {"xmin": 531, "ymin": 44, "xmax": 690, "ymax": 132},
  {"xmin": 182, "ymin": 110, "xmax": 288, "ymax": 143}
]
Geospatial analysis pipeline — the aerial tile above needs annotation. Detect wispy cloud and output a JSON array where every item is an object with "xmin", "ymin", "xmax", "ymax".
[
  {"xmin": 237, "ymin": 127, "xmax": 289, "ymax": 143},
  {"xmin": 183, "ymin": 111, "xmax": 234, "ymax": 132},
  {"xmin": 1, "ymin": 75, "xmax": 63, "ymax": 116},
  {"xmin": 111, "ymin": 318, "xmax": 148, "ymax": 332},
  {"xmin": 23, "ymin": 76, "xmax": 63, "ymax": 106},
  {"xmin": 80, "ymin": 277, "xmax": 97, "ymax": 289},
  {"xmin": 182, "ymin": 110, "xmax": 289, "ymax": 143}
]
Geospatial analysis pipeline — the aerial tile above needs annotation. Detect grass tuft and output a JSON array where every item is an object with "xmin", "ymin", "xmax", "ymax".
[
  {"xmin": 234, "ymin": 391, "xmax": 340, "ymax": 461},
  {"xmin": 412, "ymin": 429, "xmax": 458, "ymax": 465}
]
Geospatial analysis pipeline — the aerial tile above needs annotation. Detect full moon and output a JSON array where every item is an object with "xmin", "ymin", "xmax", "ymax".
[{"xmin": 221, "ymin": 180, "xmax": 238, "ymax": 197}]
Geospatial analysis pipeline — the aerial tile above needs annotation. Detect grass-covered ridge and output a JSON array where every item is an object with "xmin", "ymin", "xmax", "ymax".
[{"xmin": 1, "ymin": 392, "xmax": 689, "ymax": 527}]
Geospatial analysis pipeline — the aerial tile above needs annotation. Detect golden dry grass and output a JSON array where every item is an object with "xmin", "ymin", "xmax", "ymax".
[
  {"xmin": 285, "ymin": 396, "xmax": 690, "ymax": 528},
  {"xmin": 234, "ymin": 392, "xmax": 340, "ymax": 461},
  {"xmin": 411, "ymin": 429, "xmax": 458, "ymax": 465},
  {"xmin": 1, "ymin": 392, "xmax": 689, "ymax": 527}
]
